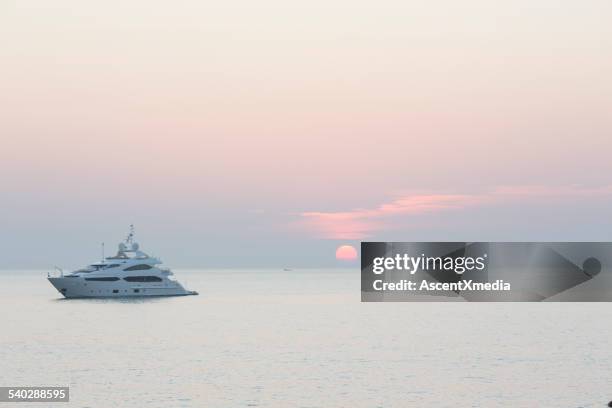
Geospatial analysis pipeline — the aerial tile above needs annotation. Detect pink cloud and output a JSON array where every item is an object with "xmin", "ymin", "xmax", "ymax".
[
  {"xmin": 299, "ymin": 193, "xmax": 481, "ymax": 239},
  {"xmin": 297, "ymin": 185, "xmax": 612, "ymax": 239}
]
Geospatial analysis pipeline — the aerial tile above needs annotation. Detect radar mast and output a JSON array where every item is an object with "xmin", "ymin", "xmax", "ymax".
[{"xmin": 126, "ymin": 224, "xmax": 135, "ymax": 244}]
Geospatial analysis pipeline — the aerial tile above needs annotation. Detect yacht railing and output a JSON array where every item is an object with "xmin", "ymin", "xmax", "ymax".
[{"xmin": 48, "ymin": 266, "xmax": 64, "ymax": 278}]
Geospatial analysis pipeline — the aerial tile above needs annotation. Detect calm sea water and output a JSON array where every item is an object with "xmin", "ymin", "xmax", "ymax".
[{"xmin": 1, "ymin": 269, "xmax": 611, "ymax": 407}]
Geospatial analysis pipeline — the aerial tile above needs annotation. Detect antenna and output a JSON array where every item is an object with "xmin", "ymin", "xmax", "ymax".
[
  {"xmin": 101, "ymin": 242, "xmax": 105, "ymax": 263},
  {"xmin": 126, "ymin": 224, "xmax": 135, "ymax": 244}
]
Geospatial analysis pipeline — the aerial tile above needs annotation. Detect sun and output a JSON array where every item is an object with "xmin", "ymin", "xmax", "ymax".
[{"xmin": 335, "ymin": 245, "xmax": 358, "ymax": 261}]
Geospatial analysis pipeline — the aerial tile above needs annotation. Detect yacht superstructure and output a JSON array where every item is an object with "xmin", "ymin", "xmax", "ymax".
[{"xmin": 48, "ymin": 226, "xmax": 197, "ymax": 298}]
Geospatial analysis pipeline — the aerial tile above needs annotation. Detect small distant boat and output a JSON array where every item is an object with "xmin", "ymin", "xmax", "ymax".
[
  {"xmin": 283, "ymin": 268, "xmax": 292, "ymax": 271},
  {"xmin": 48, "ymin": 225, "xmax": 198, "ymax": 298}
]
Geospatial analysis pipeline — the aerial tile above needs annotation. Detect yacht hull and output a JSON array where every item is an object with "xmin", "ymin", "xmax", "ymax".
[{"xmin": 48, "ymin": 277, "xmax": 198, "ymax": 298}]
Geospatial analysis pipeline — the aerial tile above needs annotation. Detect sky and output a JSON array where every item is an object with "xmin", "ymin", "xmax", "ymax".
[{"xmin": 1, "ymin": 0, "xmax": 612, "ymax": 269}]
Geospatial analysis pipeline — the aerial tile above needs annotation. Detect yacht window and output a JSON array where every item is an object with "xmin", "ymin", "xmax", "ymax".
[
  {"xmin": 107, "ymin": 253, "xmax": 128, "ymax": 259},
  {"xmin": 123, "ymin": 276, "xmax": 162, "ymax": 282},
  {"xmin": 85, "ymin": 277, "xmax": 120, "ymax": 281},
  {"xmin": 105, "ymin": 264, "xmax": 120, "ymax": 269},
  {"xmin": 123, "ymin": 264, "xmax": 153, "ymax": 271}
]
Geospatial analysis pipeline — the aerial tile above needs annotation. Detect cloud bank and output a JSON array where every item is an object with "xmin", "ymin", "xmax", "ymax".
[{"xmin": 298, "ymin": 185, "xmax": 612, "ymax": 239}]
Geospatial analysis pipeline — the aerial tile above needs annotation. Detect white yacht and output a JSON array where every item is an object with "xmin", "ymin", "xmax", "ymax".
[{"xmin": 48, "ymin": 226, "xmax": 198, "ymax": 298}]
